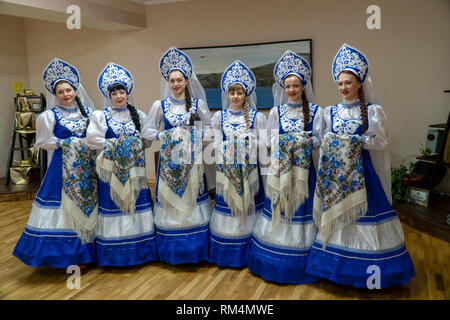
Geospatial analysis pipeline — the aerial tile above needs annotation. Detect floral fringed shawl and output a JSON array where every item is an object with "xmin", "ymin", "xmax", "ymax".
[
  {"xmin": 216, "ymin": 136, "xmax": 259, "ymax": 217},
  {"xmin": 157, "ymin": 126, "xmax": 204, "ymax": 222},
  {"xmin": 313, "ymin": 132, "xmax": 367, "ymax": 247},
  {"xmin": 96, "ymin": 135, "xmax": 148, "ymax": 216},
  {"xmin": 266, "ymin": 131, "xmax": 312, "ymax": 225},
  {"xmin": 61, "ymin": 137, "xmax": 98, "ymax": 243}
]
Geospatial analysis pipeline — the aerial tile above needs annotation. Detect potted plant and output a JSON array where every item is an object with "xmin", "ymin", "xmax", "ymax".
[
  {"xmin": 401, "ymin": 162, "xmax": 423, "ymax": 187},
  {"xmin": 419, "ymin": 142, "xmax": 432, "ymax": 158},
  {"xmin": 392, "ymin": 161, "xmax": 424, "ymax": 201}
]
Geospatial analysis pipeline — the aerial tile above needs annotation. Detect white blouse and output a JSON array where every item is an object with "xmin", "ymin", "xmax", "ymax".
[
  {"xmin": 266, "ymin": 103, "xmax": 324, "ymax": 149},
  {"xmin": 86, "ymin": 107, "xmax": 149, "ymax": 150},
  {"xmin": 141, "ymin": 97, "xmax": 212, "ymax": 141},
  {"xmin": 210, "ymin": 108, "xmax": 267, "ymax": 150},
  {"xmin": 34, "ymin": 105, "xmax": 92, "ymax": 150},
  {"xmin": 323, "ymin": 103, "xmax": 388, "ymax": 151}
]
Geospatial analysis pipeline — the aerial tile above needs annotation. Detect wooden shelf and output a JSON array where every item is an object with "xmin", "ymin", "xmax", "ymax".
[
  {"xmin": 429, "ymin": 123, "xmax": 446, "ymax": 129},
  {"xmin": 14, "ymin": 129, "xmax": 36, "ymax": 134},
  {"xmin": 417, "ymin": 155, "xmax": 438, "ymax": 162},
  {"xmin": 394, "ymin": 193, "xmax": 450, "ymax": 243},
  {"xmin": 5, "ymin": 93, "xmax": 47, "ymax": 185},
  {"xmin": 417, "ymin": 155, "xmax": 450, "ymax": 167}
]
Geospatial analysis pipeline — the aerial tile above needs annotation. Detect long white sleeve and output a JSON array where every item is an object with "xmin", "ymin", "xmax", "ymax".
[
  {"xmin": 135, "ymin": 109, "xmax": 151, "ymax": 148},
  {"xmin": 86, "ymin": 110, "xmax": 108, "ymax": 150},
  {"xmin": 34, "ymin": 110, "xmax": 58, "ymax": 150},
  {"xmin": 197, "ymin": 99, "xmax": 214, "ymax": 191},
  {"xmin": 210, "ymin": 110, "xmax": 222, "ymax": 131},
  {"xmin": 266, "ymin": 107, "xmax": 280, "ymax": 149},
  {"xmin": 311, "ymin": 106, "xmax": 324, "ymax": 149},
  {"xmin": 362, "ymin": 104, "xmax": 388, "ymax": 151},
  {"xmin": 322, "ymin": 104, "xmax": 387, "ymax": 151},
  {"xmin": 197, "ymin": 99, "xmax": 214, "ymax": 151},
  {"xmin": 254, "ymin": 111, "xmax": 268, "ymax": 151},
  {"xmin": 197, "ymin": 98, "xmax": 212, "ymax": 129},
  {"xmin": 322, "ymin": 105, "xmax": 333, "ymax": 136},
  {"xmin": 208, "ymin": 110, "xmax": 223, "ymax": 143},
  {"xmin": 141, "ymin": 100, "xmax": 163, "ymax": 142}
]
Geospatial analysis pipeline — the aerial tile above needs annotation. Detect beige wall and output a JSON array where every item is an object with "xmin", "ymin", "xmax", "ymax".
[
  {"xmin": 2, "ymin": 0, "xmax": 450, "ymax": 183},
  {"xmin": 0, "ymin": 14, "xmax": 30, "ymax": 177}
]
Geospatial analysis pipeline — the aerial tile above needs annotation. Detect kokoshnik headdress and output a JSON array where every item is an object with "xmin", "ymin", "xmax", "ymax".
[
  {"xmin": 272, "ymin": 50, "xmax": 315, "ymax": 107},
  {"xmin": 332, "ymin": 43, "xmax": 381, "ymax": 105},
  {"xmin": 42, "ymin": 57, "xmax": 94, "ymax": 110},
  {"xmin": 220, "ymin": 60, "xmax": 257, "ymax": 110},
  {"xmin": 159, "ymin": 47, "xmax": 207, "ymax": 104},
  {"xmin": 97, "ymin": 62, "xmax": 135, "ymax": 108}
]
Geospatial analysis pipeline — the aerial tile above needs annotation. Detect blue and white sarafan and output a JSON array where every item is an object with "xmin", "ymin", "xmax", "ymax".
[
  {"xmin": 42, "ymin": 58, "xmax": 80, "ymax": 94},
  {"xmin": 221, "ymin": 60, "xmax": 256, "ymax": 96},
  {"xmin": 159, "ymin": 47, "xmax": 193, "ymax": 81},
  {"xmin": 97, "ymin": 62, "xmax": 134, "ymax": 98},
  {"xmin": 332, "ymin": 43, "xmax": 369, "ymax": 84},
  {"xmin": 273, "ymin": 50, "xmax": 311, "ymax": 88}
]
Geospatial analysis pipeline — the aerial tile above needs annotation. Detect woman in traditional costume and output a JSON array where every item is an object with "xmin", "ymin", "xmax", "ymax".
[
  {"xmin": 246, "ymin": 50, "xmax": 323, "ymax": 284},
  {"xmin": 306, "ymin": 44, "xmax": 415, "ymax": 288},
  {"xmin": 142, "ymin": 47, "xmax": 213, "ymax": 265},
  {"xmin": 13, "ymin": 58, "xmax": 97, "ymax": 268},
  {"xmin": 208, "ymin": 60, "xmax": 266, "ymax": 268},
  {"xmin": 86, "ymin": 62, "xmax": 158, "ymax": 266}
]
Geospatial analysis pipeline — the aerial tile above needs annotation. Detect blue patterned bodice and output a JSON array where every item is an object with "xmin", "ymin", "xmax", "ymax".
[
  {"xmin": 278, "ymin": 103, "xmax": 318, "ymax": 135},
  {"xmin": 330, "ymin": 104, "xmax": 363, "ymax": 136},
  {"xmin": 51, "ymin": 107, "xmax": 90, "ymax": 139},
  {"xmin": 162, "ymin": 97, "xmax": 199, "ymax": 130},
  {"xmin": 221, "ymin": 108, "xmax": 257, "ymax": 140},
  {"xmin": 104, "ymin": 108, "xmax": 138, "ymax": 139}
]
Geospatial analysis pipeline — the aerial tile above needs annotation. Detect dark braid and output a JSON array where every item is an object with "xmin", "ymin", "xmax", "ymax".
[
  {"xmin": 184, "ymin": 86, "xmax": 193, "ymax": 125},
  {"xmin": 185, "ymin": 86, "xmax": 200, "ymax": 126},
  {"xmin": 75, "ymin": 96, "xmax": 89, "ymax": 117},
  {"xmin": 358, "ymin": 86, "xmax": 368, "ymax": 134},
  {"xmin": 242, "ymin": 99, "xmax": 250, "ymax": 131},
  {"xmin": 75, "ymin": 96, "xmax": 90, "ymax": 127},
  {"xmin": 127, "ymin": 103, "xmax": 141, "ymax": 132},
  {"xmin": 301, "ymin": 91, "xmax": 310, "ymax": 131}
]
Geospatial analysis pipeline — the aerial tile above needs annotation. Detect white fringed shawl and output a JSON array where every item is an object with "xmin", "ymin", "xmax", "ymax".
[
  {"xmin": 266, "ymin": 131, "xmax": 312, "ymax": 225},
  {"xmin": 157, "ymin": 126, "xmax": 204, "ymax": 223},
  {"xmin": 96, "ymin": 135, "xmax": 148, "ymax": 216},
  {"xmin": 313, "ymin": 132, "xmax": 368, "ymax": 247},
  {"xmin": 216, "ymin": 137, "xmax": 259, "ymax": 217},
  {"xmin": 61, "ymin": 137, "xmax": 98, "ymax": 244}
]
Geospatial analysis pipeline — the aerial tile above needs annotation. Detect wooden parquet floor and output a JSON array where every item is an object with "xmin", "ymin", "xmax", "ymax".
[{"xmin": 1, "ymin": 198, "xmax": 449, "ymax": 300}]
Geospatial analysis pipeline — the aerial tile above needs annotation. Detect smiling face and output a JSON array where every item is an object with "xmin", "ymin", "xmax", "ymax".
[
  {"xmin": 228, "ymin": 83, "xmax": 246, "ymax": 110},
  {"xmin": 168, "ymin": 69, "xmax": 188, "ymax": 99},
  {"xmin": 337, "ymin": 71, "xmax": 361, "ymax": 102},
  {"xmin": 284, "ymin": 75, "xmax": 304, "ymax": 103},
  {"xmin": 54, "ymin": 81, "xmax": 76, "ymax": 107},
  {"xmin": 110, "ymin": 88, "xmax": 128, "ymax": 108}
]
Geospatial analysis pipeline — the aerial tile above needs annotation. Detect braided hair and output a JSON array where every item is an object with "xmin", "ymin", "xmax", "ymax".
[
  {"xmin": 243, "ymin": 99, "xmax": 250, "ymax": 132},
  {"xmin": 108, "ymin": 82, "xmax": 141, "ymax": 132},
  {"xmin": 53, "ymin": 80, "xmax": 89, "ymax": 124},
  {"xmin": 358, "ymin": 86, "xmax": 368, "ymax": 134},
  {"xmin": 184, "ymin": 85, "xmax": 200, "ymax": 126},
  {"xmin": 301, "ymin": 91, "xmax": 310, "ymax": 131}
]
